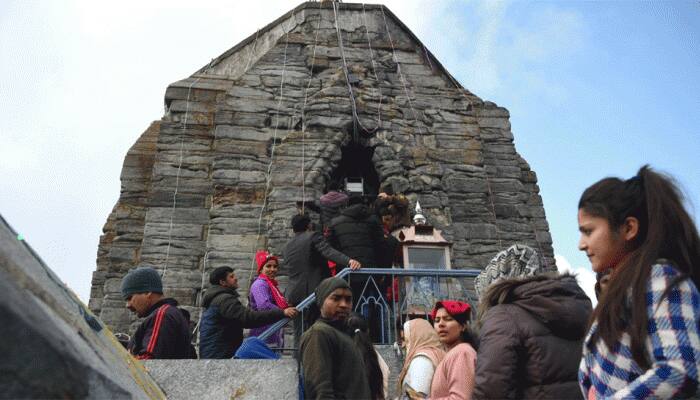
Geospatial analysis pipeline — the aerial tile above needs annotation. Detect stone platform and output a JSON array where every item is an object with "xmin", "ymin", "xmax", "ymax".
[{"xmin": 144, "ymin": 359, "xmax": 298, "ymax": 400}]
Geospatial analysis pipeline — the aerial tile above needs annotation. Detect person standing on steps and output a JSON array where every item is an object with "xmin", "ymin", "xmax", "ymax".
[
  {"xmin": 300, "ymin": 277, "xmax": 371, "ymax": 400},
  {"xmin": 199, "ymin": 266, "xmax": 298, "ymax": 359},
  {"xmin": 120, "ymin": 266, "xmax": 195, "ymax": 359},
  {"xmin": 248, "ymin": 250, "xmax": 290, "ymax": 348},
  {"xmin": 284, "ymin": 213, "xmax": 360, "ymax": 346}
]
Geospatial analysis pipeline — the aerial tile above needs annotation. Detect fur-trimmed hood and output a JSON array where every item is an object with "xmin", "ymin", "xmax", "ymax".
[{"xmin": 478, "ymin": 273, "xmax": 592, "ymax": 339}]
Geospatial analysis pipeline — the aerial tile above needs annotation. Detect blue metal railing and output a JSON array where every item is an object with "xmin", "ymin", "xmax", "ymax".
[{"xmin": 258, "ymin": 267, "xmax": 481, "ymax": 342}]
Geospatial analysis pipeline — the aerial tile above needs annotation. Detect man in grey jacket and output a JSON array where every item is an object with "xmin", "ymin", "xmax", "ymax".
[{"xmin": 283, "ymin": 214, "xmax": 360, "ymax": 346}]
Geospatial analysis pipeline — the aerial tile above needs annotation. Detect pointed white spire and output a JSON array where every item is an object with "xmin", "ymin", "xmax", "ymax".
[{"xmin": 413, "ymin": 201, "xmax": 427, "ymax": 225}]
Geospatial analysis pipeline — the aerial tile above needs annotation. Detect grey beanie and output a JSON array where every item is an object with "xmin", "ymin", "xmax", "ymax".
[
  {"xmin": 315, "ymin": 277, "xmax": 351, "ymax": 307},
  {"xmin": 120, "ymin": 267, "xmax": 163, "ymax": 299},
  {"xmin": 474, "ymin": 244, "xmax": 545, "ymax": 299}
]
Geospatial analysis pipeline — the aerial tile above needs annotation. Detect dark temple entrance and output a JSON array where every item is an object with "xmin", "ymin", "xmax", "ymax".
[{"xmin": 328, "ymin": 143, "xmax": 380, "ymax": 197}]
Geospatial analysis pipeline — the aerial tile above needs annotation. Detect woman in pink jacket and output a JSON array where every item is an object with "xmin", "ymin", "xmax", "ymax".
[{"xmin": 430, "ymin": 300, "xmax": 478, "ymax": 400}]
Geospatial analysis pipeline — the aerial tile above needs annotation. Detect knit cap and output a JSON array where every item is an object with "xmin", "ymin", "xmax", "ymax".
[
  {"xmin": 120, "ymin": 267, "xmax": 163, "ymax": 299},
  {"xmin": 320, "ymin": 190, "xmax": 349, "ymax": 207},
  {"xmin": 474, "ymin": 244, "xmax": 545, "ymax": 298},
  {"xmin": 315, "ymin": 277, "xmax": 351, "ymax": 307}
]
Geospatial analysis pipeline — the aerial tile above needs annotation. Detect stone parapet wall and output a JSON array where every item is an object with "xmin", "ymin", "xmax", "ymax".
[{"xmin": 144, "ymin": 359, "xmax": 298, "ymax": 400}]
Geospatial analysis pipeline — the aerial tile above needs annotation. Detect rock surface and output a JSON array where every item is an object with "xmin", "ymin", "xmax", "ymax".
[
  {"xmin": 90, "ymin": 2, "xmax": 556, "ymax": 336},
  {"xmin": 0, "ymin": 214, "xmax": 164, "ymax": 399},
  {"xmin": 144, "ymin": 359, "xmax": 298, "ymax": 400}
]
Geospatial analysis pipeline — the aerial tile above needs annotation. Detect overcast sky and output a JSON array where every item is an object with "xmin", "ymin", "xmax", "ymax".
[{"xmin": 2, "ymin": 1, "xmax": 698, "ymax": 304}]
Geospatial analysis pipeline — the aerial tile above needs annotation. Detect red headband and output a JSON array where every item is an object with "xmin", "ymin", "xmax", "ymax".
[
  {"xmin": 255, "ymin": 250, "xmax": 278, "ymax": 274},
  {"xmin": 430, "ymin": 300, "xmax": 471, "ymax": 321}
]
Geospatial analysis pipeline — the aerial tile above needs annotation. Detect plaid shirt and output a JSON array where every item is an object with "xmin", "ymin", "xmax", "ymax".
[{"xmin": 579, "ymin": 263, "xmax": 700, "ymax": 399}]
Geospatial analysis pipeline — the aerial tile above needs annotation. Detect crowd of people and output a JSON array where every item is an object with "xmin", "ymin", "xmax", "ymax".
[{"xmin": 117, "ymin": 165, "xmax": 700, "ymax": 399}]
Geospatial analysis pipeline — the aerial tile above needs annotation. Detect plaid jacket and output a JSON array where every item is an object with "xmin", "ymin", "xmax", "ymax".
[{"xmin": 579, "ymin": 263, "xmax": 700, "ymax": 399}]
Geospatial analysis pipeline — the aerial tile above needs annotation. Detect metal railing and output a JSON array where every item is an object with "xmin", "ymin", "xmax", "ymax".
[{"xmin": 259, "ymin": 267, "xmax": 481, "ymax": 345}]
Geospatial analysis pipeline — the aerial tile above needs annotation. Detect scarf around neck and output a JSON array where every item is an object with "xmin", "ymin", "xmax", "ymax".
[{"xmin": 258, "ymin": 273, "xmax": 289, "ymax": 309}]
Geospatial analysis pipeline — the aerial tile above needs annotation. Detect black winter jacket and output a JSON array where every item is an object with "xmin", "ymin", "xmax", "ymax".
[
  {"xmin": 199, "ymin": 286, "xmax": 284, "ymax": 359},
  {"xmin": 327, "ymin": 204, "xmax": 386, "ymax": 268},
  {"xmin": 473, "ymin": 273, "xmax": 592, "ymax": 400},
  {"xmin": 128, "ymin": 298, "xmax": 195, "ymax": 359}
]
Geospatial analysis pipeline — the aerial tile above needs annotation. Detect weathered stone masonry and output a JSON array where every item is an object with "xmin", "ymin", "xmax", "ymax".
[{"xmin": 90, "ymin": 2, "xmax": 555, "ymax": 335}]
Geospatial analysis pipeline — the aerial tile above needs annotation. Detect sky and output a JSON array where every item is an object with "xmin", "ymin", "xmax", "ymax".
[{"xmin": 1, "ymin": 0, "xmax": 698, "ymax": 304}]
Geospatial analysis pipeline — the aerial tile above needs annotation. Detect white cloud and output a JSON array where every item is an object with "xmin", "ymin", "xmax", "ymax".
[
  {"xmin": 431, "ymin": 1, "xmax": 586, "ymax": 104},
  {"xmin": 556, "ymin": 254, "xmax": 597, "ymax": 306},
  {"xmin": 508, "ymin": 7, "xmax": 585, "ymax": 62},
  {"xmin": 463, "ymin": 1, "xmax": 509, "ymax": 94}
]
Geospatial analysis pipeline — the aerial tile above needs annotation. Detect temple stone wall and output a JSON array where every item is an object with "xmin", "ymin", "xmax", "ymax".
[{"xmin": 90, "ymin": 2, "xmax": 555, "ymax": 335}]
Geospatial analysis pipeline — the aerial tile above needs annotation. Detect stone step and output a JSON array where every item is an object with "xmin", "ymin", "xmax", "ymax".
[{"xmin": 145, "ymin": 345, "xmax": 405, "ymax": 400}]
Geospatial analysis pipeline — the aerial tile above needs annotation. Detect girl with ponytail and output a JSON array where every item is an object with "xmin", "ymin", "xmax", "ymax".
[
  {"xmin": 578, "ymin": 165, "xmax": 700, "ymax": 399},
  {"xmin": 347, "ymin": 313, "xmax": 389, "ymax": 400}
]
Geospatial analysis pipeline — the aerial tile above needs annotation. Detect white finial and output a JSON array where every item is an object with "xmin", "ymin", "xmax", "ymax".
[{"xmin": 413, "ymin": 201, "xmax": 426, "ymax": 225}]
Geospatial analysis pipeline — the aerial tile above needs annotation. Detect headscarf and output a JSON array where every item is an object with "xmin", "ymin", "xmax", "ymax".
[
  {"xmin": 255, "ymin": 250, "xmax": 279, "ymax": 274},
  {"xmin": 397, "ymin": 318, "xmax": 446, "ymax": 392},
  {"xmin": 315, "ymin": 277, "xmax": 351, "ymax": 308},
  {"xmin": 257, "ymin": 273, "xmax": 288, "ymax": 309},
  {"xmin": 474, "ymin": 244, "xmax": 545, "ymax": 298},
  {"xmin": 253, "ymin": 250, "xmax": 287, "ymax": 309}
]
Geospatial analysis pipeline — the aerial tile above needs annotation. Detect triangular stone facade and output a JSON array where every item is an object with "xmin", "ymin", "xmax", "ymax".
[{"xmin": 89, "ymin": 2, "xmax": 555, "ymax": 334}]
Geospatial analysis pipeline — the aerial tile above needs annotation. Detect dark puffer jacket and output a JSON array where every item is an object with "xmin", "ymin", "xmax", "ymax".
[
  {"xmin": 473, "ymin": 273, "xmax": 592, "ymax": 400},
  {"xmin": 199, "ymin": 286, "xmax": 284, "ymax": 359},
  {"xmin": 327, "ymin": 204, "xmax": 385, "ymax": 267}
]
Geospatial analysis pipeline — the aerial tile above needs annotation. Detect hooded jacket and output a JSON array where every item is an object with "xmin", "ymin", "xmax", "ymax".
[
  {"xmin": 328, "ymin": 203, "xmax": 385, "ymax": 268},
  {"xmin": 473, "ymin": 273, "xmax": 592, "ymax": 400},
  {"xmin": 199, "ymin": 285, "xmax": 284, "ymax": 359}
]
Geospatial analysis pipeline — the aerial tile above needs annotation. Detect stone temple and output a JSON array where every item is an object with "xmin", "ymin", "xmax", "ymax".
[{"xmin": 89, "ymin": 1, "xmax": 555, "ymax": 335}]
